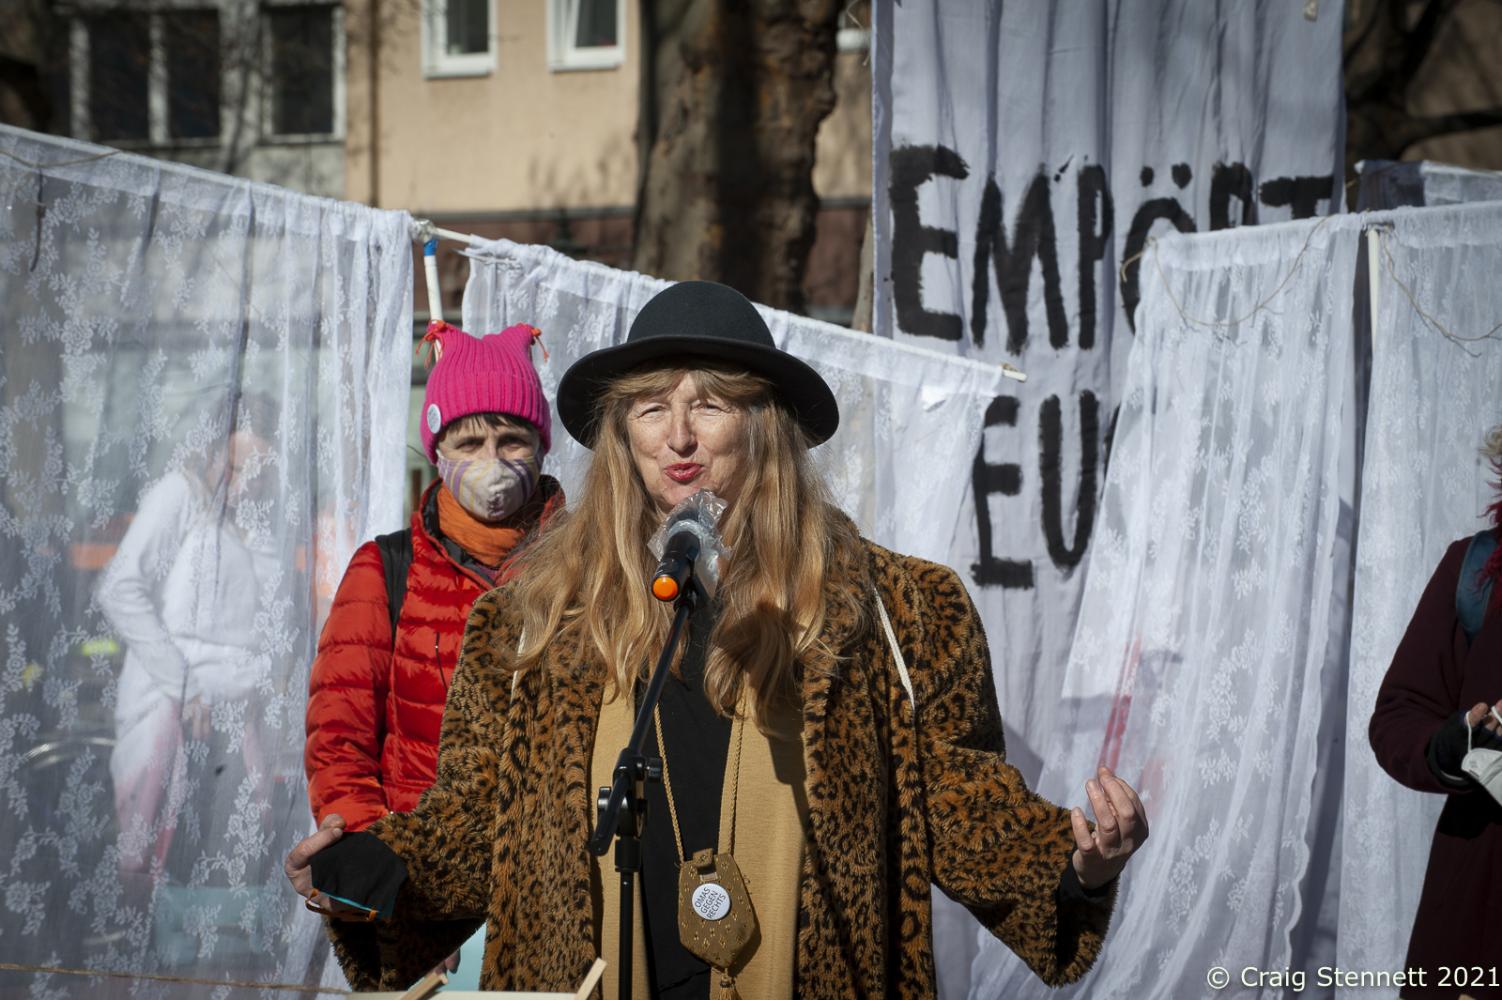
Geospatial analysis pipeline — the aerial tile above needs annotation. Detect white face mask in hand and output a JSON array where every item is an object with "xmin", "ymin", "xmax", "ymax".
[{"xmin": 1461, "ymin": 706, "xmax": 1502, "ymax": 808}]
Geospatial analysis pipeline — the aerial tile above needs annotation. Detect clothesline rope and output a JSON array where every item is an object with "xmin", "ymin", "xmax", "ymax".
[
  {"xmin": 7, "ymin": 160, "xmax": 1493, "ymax": 362},
  {"xmin": 1126, "ymin": 215, "xmax": 1502, "ymax": 350},
  {"xmin": 1144, "ymin": 214, "xmax": 1336, "ymax": 334},
  {"xmin": 0, "ymin": 961, "xmax": 351, "ymax": 995},
  {"xmin": 1375, "ymin": 230, "xmax": 1502, "ymax": 355},
  {"xmin": 0, "ymin": 147, "xmax": 119, "ymax": 170}
]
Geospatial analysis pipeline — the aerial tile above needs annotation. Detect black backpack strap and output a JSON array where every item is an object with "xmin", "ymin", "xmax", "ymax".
[
  {"xmin": 1457, "ymin": 528, "xmax": 1498, "ymax": 643},
  {"xmin": 373, "ymin": 528, "xmax": 414, "ymax": 642}
]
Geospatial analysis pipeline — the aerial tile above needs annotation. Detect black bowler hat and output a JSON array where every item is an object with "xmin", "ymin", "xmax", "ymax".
[{"xmin": 556, "ymin": 281, "xmax": 840, "ymax": 448}]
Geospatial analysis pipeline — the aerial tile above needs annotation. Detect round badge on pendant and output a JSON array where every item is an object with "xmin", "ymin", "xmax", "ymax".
[
  {"xmin": 425, "ymin": 403, "xmax": 442, "ymax": 435},
  {"xmin": 691, "ymin": 882, "xmax": 731, "ymax": 921}
]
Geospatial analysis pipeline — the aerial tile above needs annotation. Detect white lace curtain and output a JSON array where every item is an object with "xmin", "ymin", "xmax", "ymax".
[
  {"xmin": 1338, "ymin": 202, "xmax": 1502, "ymax": 994},
  {"xmin": 0, "ymin": 125, "xmax": 412, "ymax": 995},
  {"xmin": 970, "ymin": 214, "xmax": 1364, "ymax": 998},
  {"xmin": 963, "ymin": 203, "xmax": 1502, "ymax": 997}
]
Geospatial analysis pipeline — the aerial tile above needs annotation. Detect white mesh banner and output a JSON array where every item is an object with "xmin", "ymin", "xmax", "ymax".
[
  {"xmin": 972, "ymin": 214, "xmax": 1363, "ymax": 997},
  {"xmin": 1338, "ymin": 202, "xmax": 1502, "ymax": 994},
  {"xmin": 0, "ymin": 124, "xmax": 412, "ymax": 995}
]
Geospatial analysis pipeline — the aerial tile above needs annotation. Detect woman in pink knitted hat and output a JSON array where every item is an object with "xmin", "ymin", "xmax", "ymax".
[{"xmin": 303, "ymin": 320, "xmax": 564, "ymax": 984}]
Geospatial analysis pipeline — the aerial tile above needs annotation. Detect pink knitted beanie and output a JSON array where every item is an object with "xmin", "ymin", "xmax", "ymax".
[{"xmin": 419, "ymin": 320, "xmax": 552, "ymax": 462}]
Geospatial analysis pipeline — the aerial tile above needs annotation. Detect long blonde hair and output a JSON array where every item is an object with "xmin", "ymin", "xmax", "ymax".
[{"xmin": 507, "ymin": 363, "xmax": 864, "ymax": 721}]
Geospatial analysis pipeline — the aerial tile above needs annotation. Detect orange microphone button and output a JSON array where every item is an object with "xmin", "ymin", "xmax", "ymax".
[{"xmin": 652, "ymin": 576, "xmax": 680, "ymax": 601}]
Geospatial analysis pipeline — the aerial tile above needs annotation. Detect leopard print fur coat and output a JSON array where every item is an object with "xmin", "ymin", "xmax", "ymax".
[{"xmin": 325, "ymin": 537, "xmax": 1115, "ymax": 996}]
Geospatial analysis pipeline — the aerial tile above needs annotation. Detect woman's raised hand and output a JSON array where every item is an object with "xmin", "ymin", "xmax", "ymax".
[{"xmin": 1070, "ymin": 766, "xmax": 1148, "ymax": 891}]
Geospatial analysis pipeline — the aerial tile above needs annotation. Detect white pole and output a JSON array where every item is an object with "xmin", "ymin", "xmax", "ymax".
[
  {"xmin": 422, "ymin": 238, "xmax": 443, "ymax": 324},
  {"xmin": 1366, "ymin": 227, "xmax": 1382, "ymax": 379}
]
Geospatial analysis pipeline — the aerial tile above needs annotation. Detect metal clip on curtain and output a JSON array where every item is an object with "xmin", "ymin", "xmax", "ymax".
[{"xmin": 410, "ymin": 218, "xmax": 487, "ymax": 325}]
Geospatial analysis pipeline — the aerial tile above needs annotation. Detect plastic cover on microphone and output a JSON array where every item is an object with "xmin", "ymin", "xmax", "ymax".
[{"xmin": 648, "ymin": 491, "xmax": 729, "ymax": 597}]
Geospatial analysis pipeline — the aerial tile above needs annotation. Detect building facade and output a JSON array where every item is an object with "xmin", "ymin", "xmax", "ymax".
[
  {"xmin": 31, "ymin": 0, "xmax": 349, "ymax": 197},
  {"xmin": 343, "ymin": 0, "xmax": 873, "ymax": 325}
]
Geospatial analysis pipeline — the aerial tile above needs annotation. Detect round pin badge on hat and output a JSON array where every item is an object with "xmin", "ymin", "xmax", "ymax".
[{"xmin": 426, "ymin": 403, "xmax": 442, "ymax": 435}]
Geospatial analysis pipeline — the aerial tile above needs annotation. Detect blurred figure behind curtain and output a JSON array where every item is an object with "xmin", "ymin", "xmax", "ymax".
[{"xmin": 94, "ymin": 394, "xmax": 278, "ymax": 915}]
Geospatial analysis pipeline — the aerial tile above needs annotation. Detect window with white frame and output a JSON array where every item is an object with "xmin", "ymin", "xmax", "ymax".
[
  {"xmin": 548, "ymin": 0, "xmax": 624, "ymax": 71},
  {"xmin": 76, "ymin": 8, "xmax": 222, "ymax": 145},
  {"xmin": 422, "ymin": 0, "xmax": 495, "ymax": 78},
  {"xmin": 265, "ymin": 3, "xmax": 339, "ymax": 137},
  {"xmin": 71, "ymin": 2, "xmax": 342, "ymax": 146}
]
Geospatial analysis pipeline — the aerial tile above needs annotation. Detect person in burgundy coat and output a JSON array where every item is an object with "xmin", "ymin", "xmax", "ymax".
[
  {"xmin": 1370, "ymin": 426, "xmax": 1502, "ymax": 997},
  {"xmin": 304, "ymin": 319, "xmax": 563, "ymax": 831}
]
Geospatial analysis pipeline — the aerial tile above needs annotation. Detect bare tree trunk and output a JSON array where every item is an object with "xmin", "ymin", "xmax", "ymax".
[
  {"xmin": 0, "ymin": 0, "xmax": 71, "ymax": 133},
  {"xmin": 0, "ymin": 53, "xmax": 50, "ymax": 130},
  {"xmin": 632, "ymin": 0, "xmax": 841, "ymax": 313}
]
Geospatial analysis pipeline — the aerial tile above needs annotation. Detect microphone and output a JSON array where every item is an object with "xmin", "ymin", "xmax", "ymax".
[
  {"xmin": 651, "ymin": 517, "xmax": 704, "ymax": 602},
  {"xmin": 648, "ymin": 492, "xmax": 727, "ymax": 602}
]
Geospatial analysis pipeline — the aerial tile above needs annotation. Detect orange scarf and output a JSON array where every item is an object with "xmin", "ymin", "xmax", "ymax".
[{"xmin": 436, "ymin": 485, "xmax": 527, "ymax": 569}]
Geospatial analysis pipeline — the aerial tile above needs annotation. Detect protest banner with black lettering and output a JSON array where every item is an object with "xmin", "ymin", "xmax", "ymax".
[
  {"xmin": 871, "ymin": 4, "xmax": 1344, "ymax": 992},
  {"xmin": 873, "ymin": 0, "xmax": 1343, "ymax": 774}
]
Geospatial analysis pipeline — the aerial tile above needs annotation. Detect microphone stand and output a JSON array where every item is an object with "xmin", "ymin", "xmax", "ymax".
[{"xmin": 588, "ymin": 577, "xmax": 701, "ymax": 1000}]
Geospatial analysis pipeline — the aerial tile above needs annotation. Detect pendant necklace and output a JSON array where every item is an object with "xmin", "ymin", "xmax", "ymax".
[{"xmin": 654, "ymin": 703, "xmax": 756, "ymax": 1000}]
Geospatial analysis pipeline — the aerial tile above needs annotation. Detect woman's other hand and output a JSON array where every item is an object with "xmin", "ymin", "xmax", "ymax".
[
  {"xmin": 1070, "ymin": 766, "xmax": 1149, "ymax": 890},
  {"xmin": 285, "ymin": 813, "xmax": 345, "ymax": 905},
  {"xmin": 1464, "ymin": 699, "xmax": 1502, "ymax": 735},
  {"xmin": 1430, "ymin": 701, "xmax": 1502, "ymax": 781}
]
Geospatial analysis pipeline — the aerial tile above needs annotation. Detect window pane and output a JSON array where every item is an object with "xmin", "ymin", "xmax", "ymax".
[
  {"xmin": 268, "ymin": 6, "xmax": 333, "ymax": 135},
  {"xmin": 444, "ymin": 0, "xmax": 489, "ymax": 56},
  {"xmin": 166, "ymin": 11, "xmax": 221, "ymax": 140},
  {"xmin": 88, "ymin": 14, "xmax": 150, "ymax": 142},
  {"xmin": 573, "ymin": 0, "xmax": 617, "ymax": 49}
]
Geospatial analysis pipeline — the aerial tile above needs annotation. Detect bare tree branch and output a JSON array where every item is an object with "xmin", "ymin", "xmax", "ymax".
[
  {"xmin": 1399, "ymin": 0, "xmax": 1461, "ymax": 87},
  {"xmin": 1343, "ymin": 0, "xmax": 1386, "ymax": 65},
  {"xmin": 1397, "ymin": 105, "xmax": 1502, "ymax": 153},
  {"xmin": 1345, "ymin": 0, "xmax": 1409, "ymax": 106}
]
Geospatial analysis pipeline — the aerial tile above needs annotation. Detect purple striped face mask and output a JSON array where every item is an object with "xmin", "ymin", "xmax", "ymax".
[{"xmin": 436, "ymin": 454, "xmax": 540, "ymax": 523}]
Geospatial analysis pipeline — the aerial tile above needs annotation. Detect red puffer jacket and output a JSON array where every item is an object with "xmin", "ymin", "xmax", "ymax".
[{"xmin": 304, "ymin": 479, "xmax": 561, "ymax": 830}]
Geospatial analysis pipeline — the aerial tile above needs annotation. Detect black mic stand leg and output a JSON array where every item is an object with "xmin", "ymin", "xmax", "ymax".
[
  {"xmin": 611, "ymin": 753, "xmax": 652, "ymax": 1000},
  {"xmin": 591, "ymin": 585, "xmax": 699, "ymax": 1000}
]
